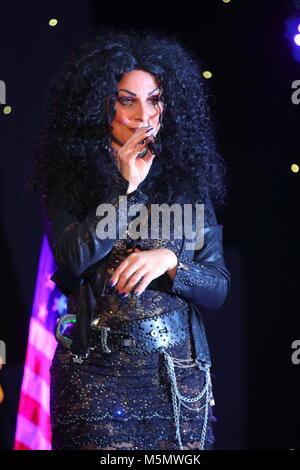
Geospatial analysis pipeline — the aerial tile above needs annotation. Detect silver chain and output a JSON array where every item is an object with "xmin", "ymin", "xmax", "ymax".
[{"xmin": 163, "ymin": 352, "xmax": 213, "ymax": 450}]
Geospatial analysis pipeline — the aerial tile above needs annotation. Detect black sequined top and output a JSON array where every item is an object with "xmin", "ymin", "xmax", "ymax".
[{"xmin": 67, "ymin": 200, "xmax": 188, "ymax": 331}]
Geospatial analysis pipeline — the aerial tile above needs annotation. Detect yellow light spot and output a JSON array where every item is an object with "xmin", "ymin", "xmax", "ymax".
[
  {"xmin": 49, "ymin": 19, "xmax": 58, "ymax": 27},
  {"xmin": 291, "ymin": 163, "xmax": 299, "ymax": 173},
  {"xmin": 0, "ymin": 384, "xmax": 4, "ymax": 404},
  {"xmin": 222, "ymin": 0, "xmax": 231, "ymax": 3},
  {"xmin": 3, "ymin": 106, "xmax": 11, "ymax": 114},
  {"xmin": 203, "ymin": 71, "xmax": 212, "ymax": 79}
]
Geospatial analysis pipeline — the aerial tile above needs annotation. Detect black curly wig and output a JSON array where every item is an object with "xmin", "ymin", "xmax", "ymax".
[{"xmin": 24, "ymin": 25, "xmax": 229, "ymax": 221}]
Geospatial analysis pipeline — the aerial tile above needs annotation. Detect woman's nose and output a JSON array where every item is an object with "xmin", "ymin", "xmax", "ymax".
[{"xmin": 134, "ymin": 102, "xmax": 153, "ymax": 123}]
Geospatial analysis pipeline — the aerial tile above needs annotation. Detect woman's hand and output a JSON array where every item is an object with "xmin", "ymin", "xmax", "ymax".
[
  {"xmin": 114, "ymin": 126, "xmax": 156, "ymax": 187},
  {"xmin": 109, "ymin": 248, "xmax": 178, "ymax": 297}
]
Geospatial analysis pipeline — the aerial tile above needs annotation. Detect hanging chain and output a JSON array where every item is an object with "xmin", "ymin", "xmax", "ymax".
[{"xmin": 163, "ymin": 352, "xmax": 213, "ymax": 450}]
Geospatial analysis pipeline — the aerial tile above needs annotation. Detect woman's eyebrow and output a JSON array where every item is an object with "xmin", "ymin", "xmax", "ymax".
[
  {"xmin": 117, "ymin": 87, "xmax": 160, "ymax": 96},
  {"xmin": 147, "ymin": 87, "xmax": 160, "ymax": 95}
]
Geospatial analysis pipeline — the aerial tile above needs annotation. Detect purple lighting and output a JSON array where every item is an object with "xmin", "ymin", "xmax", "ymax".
[{"xmin": 14, "ymin": 234, "xmax": 68, "ymax": 449}]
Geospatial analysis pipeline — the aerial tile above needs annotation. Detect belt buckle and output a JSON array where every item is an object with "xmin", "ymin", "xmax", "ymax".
[{"xmin": 100, "ymin": 327, "xmax": 112, "ymax": 353}]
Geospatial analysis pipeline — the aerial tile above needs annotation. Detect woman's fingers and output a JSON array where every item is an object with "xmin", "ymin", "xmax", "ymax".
[
  {"xmin": 140, "ymin": 149, "xmax": 156, "ymax": 164},
  {"xmin": 118, "ymin": 269, "xmax": 146, "ymax": 295},
  {"xmin": 132, "ymin": 272, "xmax": 153, "ymax": 296},
  {"xmin": 109, "ymin": 249, "xmax": 172, "ymax": 297},
  {"xmin": 109, "ymin": 252, "xmax": 149, "ymax": 295},
  {"xmin": 116, "ymin": 156, "xmax": 121, "ymax": 170},
  {"xmin": 115, "ymin": 126, "xmax": 157, "ymax": 185},
  {"xmin": 125, "ymin": 126, "xmax": 154, "ymax": 150},
  {"xmin": 113, "ymin": 266, "xmax": 138, "ymax": 292},
  {"xmin": 109, "ymin": 253, "xmax": 140, "ymax": 286}
]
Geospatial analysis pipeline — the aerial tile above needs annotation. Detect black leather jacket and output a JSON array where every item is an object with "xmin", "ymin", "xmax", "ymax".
[{"xmin": 42, "ymin": 172, "xmax": 231, "ymax": 365}]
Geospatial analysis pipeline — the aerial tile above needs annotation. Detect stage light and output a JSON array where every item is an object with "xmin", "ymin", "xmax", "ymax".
[
  {"xmin": 291, "ymin": 163, "xmax": 299, "ymax": 173},
  {"xmin": 3, "ymin": 106, "xmax": 11, "ymax": 114},
  {"xmin": 49, "ymin": 19, "xmax": 58, "ymax": 27},
  {"xmin": 285, "ymin": 9, "xmax": 300, "ymax": 61},
  {"xmin": 294, "ymin": 24, "xmax": 300, "ymax": 45}
]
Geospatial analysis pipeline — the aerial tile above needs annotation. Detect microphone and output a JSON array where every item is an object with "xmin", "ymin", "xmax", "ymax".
[{"xmin": 137, "ymin": 133, "xmax": 156, "ymax": 158}]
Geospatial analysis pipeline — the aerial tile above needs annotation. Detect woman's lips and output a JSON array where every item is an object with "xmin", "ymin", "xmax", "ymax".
[
  {"xmin": 129, "ymin": 127, "xmax": 157, "ymax": 136},
  {"xmin": 128, "ymin": 127, "xmax": 153, "ymax": 133}
]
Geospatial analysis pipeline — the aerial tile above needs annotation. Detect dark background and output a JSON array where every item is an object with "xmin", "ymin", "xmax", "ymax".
[{"xmin": 0, "ymin": 0, "xmax": 299, "ymax": 450}]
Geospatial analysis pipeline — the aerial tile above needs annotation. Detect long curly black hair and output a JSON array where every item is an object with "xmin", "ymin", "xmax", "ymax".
[{"xmin": 24, "ymin": 25, "xmax": 229, "ymax": 221}]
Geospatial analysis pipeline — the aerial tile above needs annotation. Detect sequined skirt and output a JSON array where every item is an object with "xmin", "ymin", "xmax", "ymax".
[{"xmin": 50, "ymin": 316, "xmax": 216, "ymax": 450}]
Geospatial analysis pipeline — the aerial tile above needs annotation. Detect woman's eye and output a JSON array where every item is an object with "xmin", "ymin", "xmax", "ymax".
[
  {"xmin": 118, "ymin": 96, "xmax": 162, "ymax": 107},
  {"xmin": 150, "ymin": 97, "xmax": 161, "ymax": 105},
  {"xmin": 118, "ymin": 98, "xmax": 133, "ymax": 106}
]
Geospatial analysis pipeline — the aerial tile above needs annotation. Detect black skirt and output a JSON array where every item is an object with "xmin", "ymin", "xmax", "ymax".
[{"xmin": 50, "ymin": 317, "xmax": 215, "ymax": 451}]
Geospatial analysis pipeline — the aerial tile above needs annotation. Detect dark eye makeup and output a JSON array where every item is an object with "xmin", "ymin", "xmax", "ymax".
[{"xmin": 118, "ymin": 96, "xmax": 162, "ymax": 106}]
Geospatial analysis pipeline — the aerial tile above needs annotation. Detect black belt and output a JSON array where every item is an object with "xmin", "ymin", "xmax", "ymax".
[{"xmin": 55, "ymin": 305, "xmax": 190, "ymax": 361}]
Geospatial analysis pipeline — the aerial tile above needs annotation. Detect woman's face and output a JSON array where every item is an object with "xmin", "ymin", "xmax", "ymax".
[{"xmin": 110, "ymin": 69, "xmax": 163, "ymax": 147}]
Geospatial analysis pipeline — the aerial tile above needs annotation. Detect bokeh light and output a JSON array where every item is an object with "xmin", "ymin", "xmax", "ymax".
[{"xmin": 203, "ymin": 71, "xmax": 212, "ymax": 79}]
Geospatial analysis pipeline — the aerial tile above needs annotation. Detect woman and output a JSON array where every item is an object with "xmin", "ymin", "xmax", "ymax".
[{"xmin": 25, "ymin": 26, "xmax": 230, "ymax": 450}]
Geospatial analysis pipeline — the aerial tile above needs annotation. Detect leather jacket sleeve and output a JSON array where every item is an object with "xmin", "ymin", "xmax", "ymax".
[
  {"xmin": 169, "ymin": 197, "xmax": 231, "ymax": 310},
  {"xmin": 41, "ymin": 172, "xmax": 149, "ymax": 296}
]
